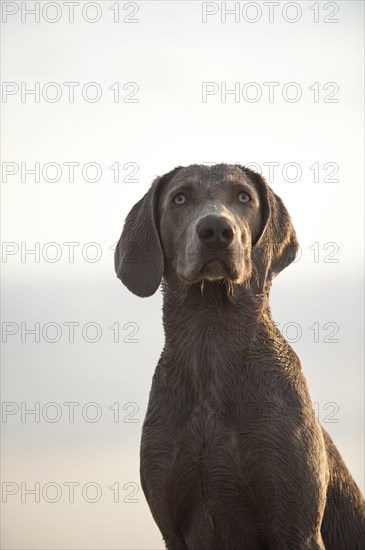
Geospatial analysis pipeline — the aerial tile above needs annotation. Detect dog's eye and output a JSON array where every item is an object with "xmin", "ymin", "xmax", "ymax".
[
  {"xmin": 238, "ymin": 191, "xmax": 251, "ymax": 203},
  {"xmin": 173, "ymin": 193, "xmax": 186, "ymax": 205}
]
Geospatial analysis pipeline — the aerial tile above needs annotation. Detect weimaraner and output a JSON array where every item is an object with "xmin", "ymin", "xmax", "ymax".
[{"xmin": 114, "ymin": 164, "xmax": 365, "ymax": 550}]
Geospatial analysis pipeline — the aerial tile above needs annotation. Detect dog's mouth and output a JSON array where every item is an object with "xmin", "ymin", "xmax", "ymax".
[
  {"xmin": 178, "ymin": 257, "xmax": 243, "ymax": 285},
  {"xmin": 175, "ymin": 241, "xmax": 251, "ymax": 286}
]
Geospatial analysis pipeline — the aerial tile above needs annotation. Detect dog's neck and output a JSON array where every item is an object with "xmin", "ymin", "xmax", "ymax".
[
  {"xmin": 161, "ymin": 276, "xmax": 272, "ymax": 352},
  {"xmin": 159, "ymin": 277, "xmax": 276, "ymax": 407}
]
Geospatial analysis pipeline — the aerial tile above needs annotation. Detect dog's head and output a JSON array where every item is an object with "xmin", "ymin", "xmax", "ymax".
[{"xmin": 115, "ymin": 164, "xmax": 298, "ymax": 297}]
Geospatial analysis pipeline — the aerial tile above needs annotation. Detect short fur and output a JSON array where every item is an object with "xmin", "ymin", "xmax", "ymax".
[{"xmin": 115, "ymin": 164, "xmax": 365, "ymax": 550}]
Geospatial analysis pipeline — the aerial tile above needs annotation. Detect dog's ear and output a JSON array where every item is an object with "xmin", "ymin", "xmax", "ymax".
[
  {"xmin": 239, "ymin": 166, "xmax": 299, "ymax": 293},
  {"xmin": 114, "ymin": 168, "xmax": 182, "ymax": 297}
]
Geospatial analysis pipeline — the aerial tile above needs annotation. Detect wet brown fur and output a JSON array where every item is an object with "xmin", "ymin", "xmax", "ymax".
[{"xmin": 115, "ymin": 164, "xmax": 365, "ymax": 550}]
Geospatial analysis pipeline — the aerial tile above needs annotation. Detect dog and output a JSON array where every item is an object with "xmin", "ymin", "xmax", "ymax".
[{"xmin": 115, "ymin": 163, "xmax": 365, "ymax": 549}]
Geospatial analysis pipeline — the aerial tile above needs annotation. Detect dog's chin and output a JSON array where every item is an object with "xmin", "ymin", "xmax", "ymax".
[
  {"xmin": 178, "ymin": 259, "xmax": 243, "ymax": 285},
  {"xmin": 199, "ymin": 259, "xmax": 231, "ymax": 281}
]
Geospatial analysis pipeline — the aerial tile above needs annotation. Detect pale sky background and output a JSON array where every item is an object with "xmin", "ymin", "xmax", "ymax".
[{"xmin": 1, "ymin": 1, "xmax": 364, "ymax": 549}]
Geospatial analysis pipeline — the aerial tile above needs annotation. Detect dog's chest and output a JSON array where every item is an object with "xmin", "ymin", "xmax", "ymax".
[
  {"xmin": 141, "ymin": 383, "xmax": 265, "ymax": 545},
  {"xmin": 140, "ymin": 339, "xmax": 310, "ymax": 545}
]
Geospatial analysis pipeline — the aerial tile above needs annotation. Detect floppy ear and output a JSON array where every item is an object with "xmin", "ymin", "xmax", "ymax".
[
  {"xmin": 114, "ymin": 176, "xmax": 164, "ymax": 297},
  {"xmin": 115, "ymin": 168, "xmax": 182, "ymax": 297},
  {"xmin": 240, "ymin": 167, "xmax": 299, "ymax": 293}
]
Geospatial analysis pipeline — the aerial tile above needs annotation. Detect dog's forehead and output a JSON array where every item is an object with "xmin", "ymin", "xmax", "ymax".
[{"xmin": 164, "ymin": 164, "xmax": 255, "ymax": 191}]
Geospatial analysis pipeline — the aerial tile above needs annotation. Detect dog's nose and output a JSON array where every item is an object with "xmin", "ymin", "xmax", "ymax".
[{"xmin": 197, "ymin": 215, "xmax": 234, "ymax": 246}]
